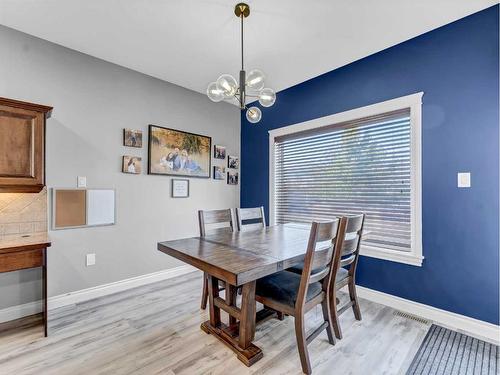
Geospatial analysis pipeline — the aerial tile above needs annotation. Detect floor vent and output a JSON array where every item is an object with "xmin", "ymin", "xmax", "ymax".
[{"xmin": 394, "ymin": 311, "xmax": 430, "ymax": 325}]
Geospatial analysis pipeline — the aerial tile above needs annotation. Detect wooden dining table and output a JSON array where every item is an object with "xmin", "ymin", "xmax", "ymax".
[{"xmin": 157, "ymin": 223, "xmax": 312, "ymax": 366}]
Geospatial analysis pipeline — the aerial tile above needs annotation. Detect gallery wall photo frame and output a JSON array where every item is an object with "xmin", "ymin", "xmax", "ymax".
[
  {"xmin": 227, "ymin": 170, "xmax": 239, "ymax": 185},
  {"xmin": 227, "ymin": 155, "xmax": 239, "ymax": 169},
  {"xmin": 122, "ymin": 155, "xmax": 142, "ymax": 174},
  {"xmin": 213, "ymin": 166, "xmax": 226, "ymax": 180},
  {"xmin": 123, "ymin": 129, "xmax": 143, "ymax": 148},
  {"xmin": 148, "ymin": 124, "xmax": 212, "ymax": 179},
  {"xmin": 214, "ymin": 145, "xmax": 226, "ymax": 159},
  {"xmin": 171, "ymin": 178, "xmax": 190, "ymax": 198}
]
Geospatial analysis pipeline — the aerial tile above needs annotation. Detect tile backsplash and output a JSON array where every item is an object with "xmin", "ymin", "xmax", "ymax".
[{"xmin": 0, "ymin": 187, "xmax": 47, "ymax": 239}]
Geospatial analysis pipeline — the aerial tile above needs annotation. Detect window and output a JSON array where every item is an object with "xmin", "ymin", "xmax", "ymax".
[{"xmin": 269, "ymin": 93, "xmax": 423, "ymax": 266}]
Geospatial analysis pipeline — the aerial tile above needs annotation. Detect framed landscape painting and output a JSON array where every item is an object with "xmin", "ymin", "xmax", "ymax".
[{"xmin": 148, "ymin": 125, "xmax": 211, "ymax": 178}]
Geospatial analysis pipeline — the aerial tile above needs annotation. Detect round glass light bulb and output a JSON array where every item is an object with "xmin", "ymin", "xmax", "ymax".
[
  {"xmin": 246, "ymin": 106, "xmax": 262, "ymax": 124},
  {"xmin": 246, "ymin": 69, "xmax": 265, "ymax": 91},
  {"xmin": 216, "ymin": 74, "xmax": 238, "ymax": 98},
  {"xmin": 206, "ymin": 82, "xmax": 224, "ymax": 102},
  {"xmin": 258, "ymin": 88, "xmax": 276, "ymax": 107}
]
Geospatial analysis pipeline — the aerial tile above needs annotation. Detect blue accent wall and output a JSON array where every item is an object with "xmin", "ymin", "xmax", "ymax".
[{"xmin": 241, "ymin": 6, "xmax": 499, "ymax": 324}]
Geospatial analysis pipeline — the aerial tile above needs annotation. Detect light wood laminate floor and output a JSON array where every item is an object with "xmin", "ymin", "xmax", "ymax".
[{"xmin": 0, "ymin": 271, "xmax": 430, "ymax": 375}]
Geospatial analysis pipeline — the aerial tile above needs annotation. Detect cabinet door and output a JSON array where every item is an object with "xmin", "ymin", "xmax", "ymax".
[{"xmin": 0, "ymin": 105, "xmax": 44, "ymax": 192}]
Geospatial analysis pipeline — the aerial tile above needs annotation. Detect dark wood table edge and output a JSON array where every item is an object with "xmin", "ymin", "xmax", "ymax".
[
  {"xmin": 157, "ymin": 235, "xmax": 306, "ymax": 287},
  {"xmin": 157, "ymin": 242, "xmax": 239, "ymax": 285}
]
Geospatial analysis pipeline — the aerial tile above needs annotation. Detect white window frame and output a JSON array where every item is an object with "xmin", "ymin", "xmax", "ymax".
[{"xmin": 269, "ymin": 92, "xmax": 424, "ymax": 266}]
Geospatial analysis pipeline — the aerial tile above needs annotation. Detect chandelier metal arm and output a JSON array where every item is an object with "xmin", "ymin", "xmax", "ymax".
[{"xmin": 232, "ymin": 93, "xmax": 242, "ymax": 107}]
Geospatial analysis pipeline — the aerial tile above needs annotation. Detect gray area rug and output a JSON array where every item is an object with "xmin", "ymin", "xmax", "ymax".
[{"xmin": 406, "ymin": 324, "xmax": 498, "ymax": 374}]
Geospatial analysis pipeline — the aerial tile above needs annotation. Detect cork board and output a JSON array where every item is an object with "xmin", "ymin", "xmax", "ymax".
[{"xmin": 54, "ymin": 189, "xmax": 86, "ymax": 228}]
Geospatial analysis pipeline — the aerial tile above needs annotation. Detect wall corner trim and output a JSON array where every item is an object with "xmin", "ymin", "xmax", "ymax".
[{"xmin": 355, "ymin": 285, "xmax": 500, "ymax": 345}]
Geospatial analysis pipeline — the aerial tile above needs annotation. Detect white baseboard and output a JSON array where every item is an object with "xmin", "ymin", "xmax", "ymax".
[
  {"xmin": 356, "ymin": 286, "xmax": 500, "ymax": 345},
  {"xmin": 0, "ymin": 300, "xmax": 42, "ymax": 324},
  {"xmin": 0, "ymin": 265, "xmax": 197, "ymax": 324},
  {"xmin": 2, "ymin": 267, "xmax": 498, "ymax": 346},
  {"xmin": 48, "ymin": 264, "xmax": 197, "ymax": 310}
]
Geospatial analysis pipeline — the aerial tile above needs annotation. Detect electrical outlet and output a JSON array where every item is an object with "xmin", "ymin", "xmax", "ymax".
[
  {"xmin": 457, "ymin": 172, "xmax": 471, "ymax": 188},
  {"xmin": 77, "ymin": 176, "xmax": 87, "ymax": 188},
  {"xmin": 86, "ymin": 253, "xmax": 96, "ymax": 266}
]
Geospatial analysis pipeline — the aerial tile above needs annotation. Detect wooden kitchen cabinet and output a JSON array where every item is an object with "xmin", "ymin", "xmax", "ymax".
[{"xmin": 0, "ymin": 97, "xmax": 53, "ymax": 193}]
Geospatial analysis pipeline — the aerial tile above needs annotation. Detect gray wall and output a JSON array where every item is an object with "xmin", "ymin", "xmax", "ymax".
[{"xmin": 0, "ymin": 25, "xmax": 240, "ymax": 309}]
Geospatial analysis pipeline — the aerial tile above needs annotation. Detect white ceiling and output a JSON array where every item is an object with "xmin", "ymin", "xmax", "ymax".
[{"xmin": 0, "ymin": 0, "xmax": 497, "ymax": 97}]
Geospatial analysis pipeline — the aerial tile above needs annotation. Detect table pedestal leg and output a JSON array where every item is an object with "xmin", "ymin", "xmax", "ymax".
[
  {"xmin": 207, "ymin": 275, "xmax": 220, "ymax": 327},
  {"xmin": 226, "ymin": 283, "xmax": 237, "ymax": 326},
  {"xmin": 201, "ymin": 277, "xmax": 263, "ymax": 366},
  {"xmin": 239, "ymin": 281, "xmax": 256, "ymax": 346}
]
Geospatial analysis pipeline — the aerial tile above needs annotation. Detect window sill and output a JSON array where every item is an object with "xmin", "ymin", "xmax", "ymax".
[{"xmin": 360, "ymin": 245, "xmax": 423, "ymax": 267}]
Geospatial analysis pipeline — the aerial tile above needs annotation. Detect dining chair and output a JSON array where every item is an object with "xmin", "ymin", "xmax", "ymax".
[
  {"xmin": 198, "ymin": 208, "xmax": 235, "ymax": 310},
  {"xmin": 235, "ymin": 206, "xmax": 266, "ymax": 231},
  {"xmin": 329, "ymin": 214, "xmax": 365, "ymax": 340},
  {"xmin": 254, "ymin": 219, "xmax": 342, "ymax": 374}
]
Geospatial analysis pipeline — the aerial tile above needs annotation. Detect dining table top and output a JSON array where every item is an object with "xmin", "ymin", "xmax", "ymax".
[{"xmin": 157, "ymin": 223, "xmax": 313, "ymax": 286}]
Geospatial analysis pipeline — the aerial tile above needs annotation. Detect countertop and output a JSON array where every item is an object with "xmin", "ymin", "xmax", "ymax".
[{"xmin": 0, "ymin": 233, "xmax": 51, "ymax": 254}]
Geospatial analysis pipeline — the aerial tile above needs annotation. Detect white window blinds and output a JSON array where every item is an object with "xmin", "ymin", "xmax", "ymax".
[{"xmin": 274, "ymin": 109, "xmax": 412, "ymax": 253}]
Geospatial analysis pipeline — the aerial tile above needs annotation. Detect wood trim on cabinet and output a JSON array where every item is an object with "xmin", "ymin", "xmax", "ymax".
[
  {"xmin": 0, "ymin": 184, "xmax": 45, "ymax": 193},
  {"xmin": 0, "ymin": 97, "xmax": 52, "ymax": 118}
]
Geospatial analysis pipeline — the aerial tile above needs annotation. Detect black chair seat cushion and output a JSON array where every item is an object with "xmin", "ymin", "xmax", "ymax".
[
  {"xmin": 287, "ymin": 263, "xmax": 324, "ymax": 275},
  {"xmin": 287, "ymin": 264, "xmax": 349, "ymax": 283},
  {"xmin": 335, "ymin": 267, "xmax": 349, "ymax": 283},
  {"xmin": 256, "ymin": 271, "xmax": 323, "ymax": 308}
]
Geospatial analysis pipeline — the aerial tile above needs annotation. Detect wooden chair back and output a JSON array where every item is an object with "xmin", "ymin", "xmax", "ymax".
[
  {"xmin": 235, "ymin": 206, "xmax": 266, "ymax": 231},
  {"xmin": 296, "ymin": 219, "xmax": 341, "ymax": 309},
  {"xmin": 332, "ymin": 214, "xmax": 365, "ymax": 279},
  {"xmin": 198, "ymin": 209, "xmax": 235, "ymax": 237}
]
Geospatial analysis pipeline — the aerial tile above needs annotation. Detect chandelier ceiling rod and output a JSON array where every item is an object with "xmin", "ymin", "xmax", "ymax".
[
  {"xmin": 238, "ymin": 3, "xmax": 247, "ymax": 109},
  {"xmin": 240, "ymin": 10, "xmax": 244, "ymax": 71}
]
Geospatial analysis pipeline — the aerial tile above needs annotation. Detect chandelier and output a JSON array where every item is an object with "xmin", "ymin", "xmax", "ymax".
[{"xmin": 206, "ymin": 3, "xmax": 276, "ymax": 123}]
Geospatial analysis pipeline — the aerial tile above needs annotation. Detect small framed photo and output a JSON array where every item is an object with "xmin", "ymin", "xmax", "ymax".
[
  {"xmin": 172, "ymin": 178, "xmax": 189, "ymax": 198},
  {"xmin": 123, "ymin": 129, "xmax": 143, "ymax": 148},
  {"xmin": 214, "ymin": 145, "xmax": 226, "ymax": 159},
  {"xmin": 122, "ymin": 156, "xmax": 142, "ymax": 174},
  {"xmin": 227, "ymin": 170, "xmax": 239, "ymax": 185},
  {"xmin": 213, "ymin": 166, "xmax": 226, "ymax": 180},
  {"xmin": 228, "ymin": 155, "xmax": 239, "ymax": 169}
]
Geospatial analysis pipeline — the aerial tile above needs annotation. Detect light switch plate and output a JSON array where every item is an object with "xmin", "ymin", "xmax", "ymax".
[
  {"xmin": 86, "ymin": 253, "xmax": 96, "ymax": 266},
  {"xmin": 77, "ymin": 176, "xmax": 87, "ymax": 188},
  {"xmin": 457, "ymin": 172, "xmax": 471, "ymax": 188}
]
